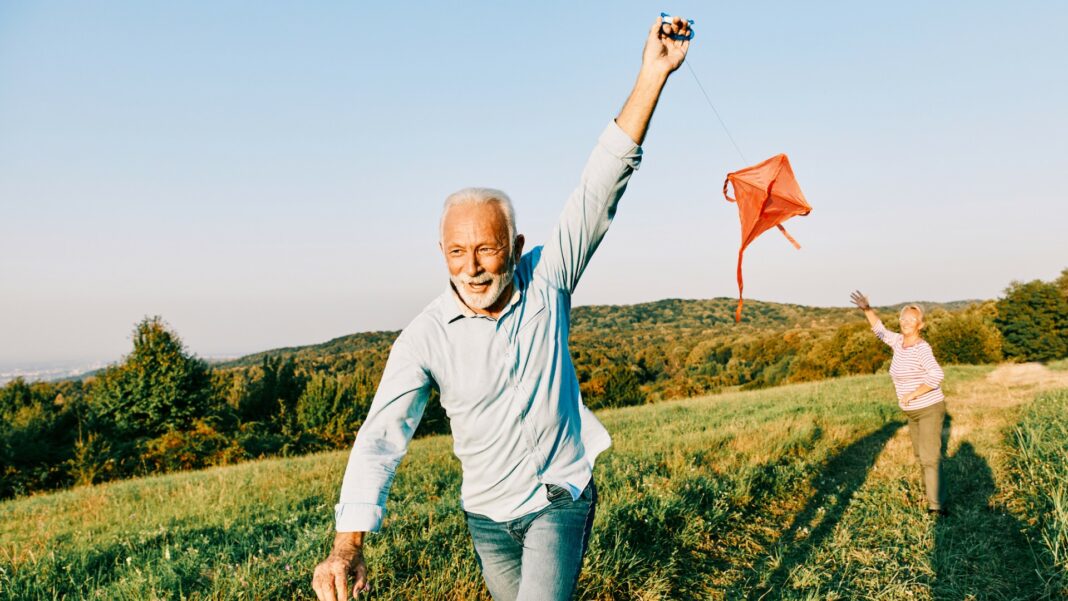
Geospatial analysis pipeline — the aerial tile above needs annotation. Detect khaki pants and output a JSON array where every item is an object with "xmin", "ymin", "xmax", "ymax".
[{"xmin": 904, "ymin": 401, "xmax": 945, "ymax": 510}]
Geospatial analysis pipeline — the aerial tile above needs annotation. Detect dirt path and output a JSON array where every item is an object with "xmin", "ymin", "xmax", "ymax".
[{"xmin": 985, "ymin": 362, "xmax": 1068, "ymax": 388}]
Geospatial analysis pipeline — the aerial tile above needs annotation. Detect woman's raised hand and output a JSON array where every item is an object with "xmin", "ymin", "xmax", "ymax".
[{"xmin": 850, "ymin": 290, "xmax": 871, "ymax": 311}]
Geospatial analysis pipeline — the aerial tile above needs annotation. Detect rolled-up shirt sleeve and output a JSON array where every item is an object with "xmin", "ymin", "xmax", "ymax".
[
  {"xmin": 539, "ymin": 120, "xmax": 642, "ymax": 293},
  {"xmin": 919, "ymin": 345, "xmax": 945, "ymax": 388},
  {"xmin": 335, "ymin": 331, "xmax": 431, "ymax": 532}
]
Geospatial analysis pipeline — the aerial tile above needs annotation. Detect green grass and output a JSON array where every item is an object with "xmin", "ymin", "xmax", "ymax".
[
  {"xmin": 1006, "ymin": 388, "xmax": 1068, "ymax": 599},
  {"xmin": 1047, "ymin": 358, "xmax": 1068, "ymax": 371},
  {"xmin": 2, "ymin": 364, "xmax": 1065, "ymax": 600}
]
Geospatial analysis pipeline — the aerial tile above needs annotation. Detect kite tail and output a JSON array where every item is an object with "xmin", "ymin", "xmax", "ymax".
[
  {"xmin": 777, "ymin": 224, "xmax": 802, "ymax": 250},
  {"xmin": 735, "ymin": 247, "xmax": 744, "ymax": 323}
]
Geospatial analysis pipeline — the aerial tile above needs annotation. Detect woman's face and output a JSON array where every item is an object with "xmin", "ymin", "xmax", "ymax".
[{"xmin": 900, "ymin": 308, "xmax": 924, "ymax": 336}]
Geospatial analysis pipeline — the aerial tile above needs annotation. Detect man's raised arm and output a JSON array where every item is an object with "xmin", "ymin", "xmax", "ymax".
[
  {"xmin": 616, "ymin": 16, "xmax": 691, "ymax": 145},
  {"xmin": 538, "ymin": 16, "xmax": 691, "ymax": 293}
]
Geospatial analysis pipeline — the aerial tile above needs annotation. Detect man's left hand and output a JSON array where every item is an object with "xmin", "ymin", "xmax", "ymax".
[{"xmin": 642, "ymin": 15, "xmax": 692, "ymax": 75}]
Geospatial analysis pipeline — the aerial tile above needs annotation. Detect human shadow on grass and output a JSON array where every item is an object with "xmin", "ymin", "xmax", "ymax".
[
  {"xmin": 582, "ymin": 469, "xmax": 739, "ymax": 599},
  {"xmin": 742, "ymin": 420, "xmax": 905, "ymax": 599},
  {"xmin": 583, "ymin": 427, "xmax": 834, "ymax": 600},
  {"xmin": 931, "ymin": 440, "xmax": 1044, "ymax": 600}
]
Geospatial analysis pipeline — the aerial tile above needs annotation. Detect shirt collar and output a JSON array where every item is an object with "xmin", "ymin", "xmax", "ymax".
[{"xmin": 440, "ymin": 277, "xmax": 522, "ymax": 324}]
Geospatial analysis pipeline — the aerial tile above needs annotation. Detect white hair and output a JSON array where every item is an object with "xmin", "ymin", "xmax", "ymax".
[
  {"xmin": 899, "ymin": 303, "xmax": 926, "ymax": 323},
  {"xmin": 440, "ymin": 187, "xmax": 517, "ymax": 244}
]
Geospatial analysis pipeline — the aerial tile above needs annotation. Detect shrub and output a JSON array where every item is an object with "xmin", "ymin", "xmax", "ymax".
[
  {"xmin": 586, "ymin": 363, "xmax": 646, "ymax": 410},
  {"xmin": 67, "ymin": 432, "xmax": 119, "ymax": 486},
  {"xmin": 141, "ymin": 419, "xmax": 243, "ymax": 473}
]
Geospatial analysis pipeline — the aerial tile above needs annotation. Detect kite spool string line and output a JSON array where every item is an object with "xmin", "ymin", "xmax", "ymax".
[{"xmin": 683, "ymin": 59, "xmax": 748, "ymax": 164}]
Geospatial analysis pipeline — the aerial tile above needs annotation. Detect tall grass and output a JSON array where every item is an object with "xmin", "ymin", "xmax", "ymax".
[{"xmin": 1008, "ymin": 387, "xmax": 1068, "ymax": 599}]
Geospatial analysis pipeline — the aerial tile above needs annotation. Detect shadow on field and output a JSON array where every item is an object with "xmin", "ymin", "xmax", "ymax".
[
  {"xmin": 581, "ymin": 424, "xmax": 830, "ymax": 600},
  {"xmin": 931, "ymin": 440, "xmax": 1043, "ymax": 600},
  {"xmin": 744, "ymin": 420, "xmax": 904, "ymax": 599}
]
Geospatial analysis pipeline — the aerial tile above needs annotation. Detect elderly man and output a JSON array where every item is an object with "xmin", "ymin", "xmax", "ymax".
[{"xmin": 313, "ymin": 15, "xmax": 692, "ymax": 601}]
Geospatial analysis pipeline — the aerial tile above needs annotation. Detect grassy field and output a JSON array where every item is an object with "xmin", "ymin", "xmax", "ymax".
[
  {"xmin": 1007, "ymin": 385, "xmax": 1068, "ymax": 598},
  {"xmin": 2, "ymin": 364, "xmax": 1067, "ymax": 600}
]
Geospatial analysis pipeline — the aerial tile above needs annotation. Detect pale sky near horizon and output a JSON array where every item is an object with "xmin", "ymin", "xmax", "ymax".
[{"xmin": 2, "ymin": 1, "xmax": 1066, "ymax": 368}]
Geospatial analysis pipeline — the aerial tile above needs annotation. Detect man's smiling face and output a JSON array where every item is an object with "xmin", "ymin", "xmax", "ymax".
[{"xmin": 440, "ymin": 202, "xmax": 524, "ymax": 314}]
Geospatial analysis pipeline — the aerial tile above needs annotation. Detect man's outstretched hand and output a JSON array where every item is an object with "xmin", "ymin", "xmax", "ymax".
[
  {"xmin": 312, "ymin": 533, "xmax": 369, "ymax": 601},
  {"xmin": 643, "ymin": 15, "xmax": 692, "ymax": 75}
]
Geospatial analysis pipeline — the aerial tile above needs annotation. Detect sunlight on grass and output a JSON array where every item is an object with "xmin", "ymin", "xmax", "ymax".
[{"xmin": 1, "ymin": 365, "xmax": 1064, "ymax": 600}]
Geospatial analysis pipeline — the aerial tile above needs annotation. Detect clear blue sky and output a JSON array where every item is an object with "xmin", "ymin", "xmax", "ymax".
[{"xmin": 2, "ymin": 1, "xmax": 1066, "ymax": 367}]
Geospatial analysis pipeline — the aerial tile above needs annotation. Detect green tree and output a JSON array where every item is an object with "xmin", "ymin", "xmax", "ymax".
[
  {"xmin": 296, "ymin": 373, "xmax": 360, "ymax": 443},
  {"xmin": 995, "ymin": 280, "xmax": 1068, "ymax": 362},
  {"xmin": 926, "ymin": 304, "xmax": 1002, "ymax": 364},
  {"xmin": 0, "ymin": 379, "xmax": 84, "ymax": 497},
  {"xmin": 90, "ymin": 316, "xmax": 214, "ymax": 436},
  {"xmin": 240, "ymin": 355, "xmax": 305, "ymax": 427},
  {"xmin": 589, "ymin": 363, "xmax": 646, "ymax": 409},
  {"xmin": 1055, "ymin": 267, "xmax": 1068, "ymax": 298}
]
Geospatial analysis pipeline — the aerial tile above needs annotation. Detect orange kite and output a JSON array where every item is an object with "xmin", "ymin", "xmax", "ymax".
[{"xmin": 723, "ymin": 154, "xmax": 812, "ymax": 322}]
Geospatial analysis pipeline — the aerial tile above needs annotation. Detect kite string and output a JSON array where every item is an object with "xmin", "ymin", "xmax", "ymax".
[{"xmin": 684, "ymin": 60, "xmax": 748, "ymax": 164}]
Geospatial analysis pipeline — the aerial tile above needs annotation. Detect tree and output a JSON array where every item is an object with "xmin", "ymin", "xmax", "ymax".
[
  {"xmin": 91, "ymin": 316, "xmax": 213, "ymax": 436},
  {"xmin": 239, "ymin": 355, "xmax": 305, "ymax": 428},
  {"xmin": 0, "ymin": 378, "xmax": 85, "ymax": 497},
  {"xmin": 588, "ymin": 363, "xmax": 646, "ymax": 410},
  {"xmin": 995, "ymin": 280, "xmax": 1068, "ymax": 362},
  {"xmin": 296, "ymin": 373, "xmax": 360, "ymax": 443},
  {"xmin": 926, "ymin": 304, "xmax": 1002, "ymax": 364}
]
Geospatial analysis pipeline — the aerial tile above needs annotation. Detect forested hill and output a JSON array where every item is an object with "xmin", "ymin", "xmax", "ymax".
[
  {"xmin": 216, "ymin": 296, "xmax": 981, "ymax": 405},
  {"xmin": 219, "ymin": 297, "xmax": 976, "ymax": 368},
  {"xmin": 219, "ymin": 330, "xmax": 399, "ymax": 369}
]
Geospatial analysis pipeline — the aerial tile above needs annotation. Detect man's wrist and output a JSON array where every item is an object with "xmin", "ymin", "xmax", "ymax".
[
  {"xmin": 331, "ymin": 531, "xmax": 365, "ymax": 557},
  {"xmin": 637, "ymin": 64, "xmax": 671, "ymax": 86}
]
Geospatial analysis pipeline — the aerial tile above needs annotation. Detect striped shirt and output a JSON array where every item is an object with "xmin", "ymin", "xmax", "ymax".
[{"xmin": 872, "ymin": 320, "xmax": 945, "ymax": 411}]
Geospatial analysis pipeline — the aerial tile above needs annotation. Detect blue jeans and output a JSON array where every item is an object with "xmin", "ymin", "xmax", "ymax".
[{"xmin": 465, "ymin": 480, "xmax": 597, "ymax": 601}]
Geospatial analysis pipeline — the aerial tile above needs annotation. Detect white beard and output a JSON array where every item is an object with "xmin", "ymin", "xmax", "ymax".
[{"xmin": 451, "ymin": 261, "xmax": 515, "ymax": 310}]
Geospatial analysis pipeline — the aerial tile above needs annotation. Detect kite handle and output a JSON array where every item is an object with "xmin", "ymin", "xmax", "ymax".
[
  {"xmin": 776, "ymin": 224, "xmax": 802, "ymax": 250},
  {"xmin": 723, "ymin": 177, "xmax": 736, "ymax": 203},
  {"xmin": 660, "ymin": 12, "xmax": 695, "ymax": 40}
]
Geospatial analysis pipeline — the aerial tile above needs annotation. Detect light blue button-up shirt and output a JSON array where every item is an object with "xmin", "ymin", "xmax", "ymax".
[{"xmin": 335, "ymin": 121, "xmax": 642, "ymax": 531}]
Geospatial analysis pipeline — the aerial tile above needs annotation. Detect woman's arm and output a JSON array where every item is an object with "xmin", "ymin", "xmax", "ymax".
[
  {"xmin": 903, "ymin": 345, "xmax": 945, "ymax": 405},
  {"xmin": 902, "ymin": 384, "xmax": 935, "ymax": 406}
]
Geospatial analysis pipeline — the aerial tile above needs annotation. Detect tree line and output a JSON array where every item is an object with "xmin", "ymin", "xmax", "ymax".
[{"xmin": 2, "ymin": 269, "xmax": 1065, "ymax": 499}]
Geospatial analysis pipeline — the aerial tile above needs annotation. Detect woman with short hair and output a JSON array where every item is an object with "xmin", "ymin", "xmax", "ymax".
[{"xmin": 850, "ymin": 291, "xmax": 948, "ymax": 516}]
